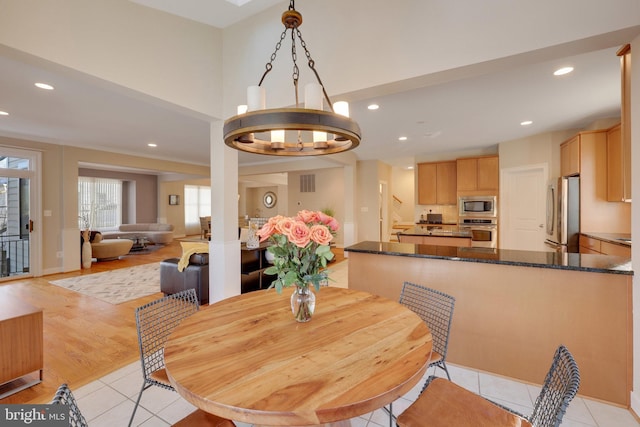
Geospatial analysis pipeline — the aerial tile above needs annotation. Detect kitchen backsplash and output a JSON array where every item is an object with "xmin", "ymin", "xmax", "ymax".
[{"xmin": 415, "ymin": 204, "xmax": 458, "ymax": 223}]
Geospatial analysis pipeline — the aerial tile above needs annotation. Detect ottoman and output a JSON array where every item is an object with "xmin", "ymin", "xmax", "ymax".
[
  {"xmin": 160, "ymin": 253, "xmax": 209, "ymax": 305},
  {"xmin": 91, "ymin": 239, "xmax": 134, "ymax": 261}
]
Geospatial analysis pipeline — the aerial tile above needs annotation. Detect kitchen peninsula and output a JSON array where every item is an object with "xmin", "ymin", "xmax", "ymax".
[{"xmin": 345, "ymin": 241, "xmax": 633, "ymax": 406}]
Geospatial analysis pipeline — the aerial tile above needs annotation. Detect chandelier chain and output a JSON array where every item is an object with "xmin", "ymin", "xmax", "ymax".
[
  {"xmin": 258, "ymin": 27, "xmax": 288, "ymax": 86},
  {"xmin": 295, "ymin": 27, "xmax": 335, "ymax": 112},
  {"xmin": 291, "ymin": 26, "xmax": 300, "ymax": 107}
]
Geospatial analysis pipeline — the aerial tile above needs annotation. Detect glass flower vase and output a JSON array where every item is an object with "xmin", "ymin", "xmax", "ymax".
[{"xmin": 290, "ymin": 285, "xmax": 316, "ymax": 322}]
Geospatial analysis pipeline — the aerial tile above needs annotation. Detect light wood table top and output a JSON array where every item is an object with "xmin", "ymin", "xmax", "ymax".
[{"xmin": 164, "ymin": 287, "xmax": 432, "ymax": 427}]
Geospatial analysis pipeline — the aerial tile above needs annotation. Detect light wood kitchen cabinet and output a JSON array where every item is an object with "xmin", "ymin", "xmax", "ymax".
[
  {"xmin": 560, "ymin": 135, "xmax": 580, "ymax": 177},
  {"xmin": 615, "ymin": 44, "xmax": 631, "ymax": 201},
  {"xmin": 456, "ymin": 155, "xmax": 499, "ymax": 192},
  {"xmin": 601, "ymin": 241, "xmax": 631, "ymax": 258},
  {"xmin": 568, "ymin": 130, "xmax": 631, "ymax": 234},
  {"xmin": 606, "ymin": 123, "xmax": 627, "ymax": 202},
  {"xmin": 579, "ymin": 235, "xmax": 601, "ymax": 254},
  {"xmin": 0, "ymin": 294, "xmax": 43, "ymax": 397},
  {"xmin": 417, "ymin": 161, "xmax": 456, "ymax": 205},
  {"xmin": 579, "ymin": 234, "xmax": 631, "ymax": 257}
]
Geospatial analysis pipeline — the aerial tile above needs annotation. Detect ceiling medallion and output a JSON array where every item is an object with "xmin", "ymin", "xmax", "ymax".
[{"xmin": 223, "ymin": 0, "xmax": 361, "ymax": 156}]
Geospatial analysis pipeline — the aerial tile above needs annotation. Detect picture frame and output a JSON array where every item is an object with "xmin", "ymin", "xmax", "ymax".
[{"xmin": 169, "ymin": 194, "xmax": 180, "ymax": 205}]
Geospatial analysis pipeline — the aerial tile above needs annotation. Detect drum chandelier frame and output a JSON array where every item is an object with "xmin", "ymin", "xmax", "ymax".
[{"xmin": 223, "ymin": 0, "xmax": 361, "ymax": 156}]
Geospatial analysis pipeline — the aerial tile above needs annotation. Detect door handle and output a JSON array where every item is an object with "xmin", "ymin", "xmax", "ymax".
[{"xmin": 539, "ymin": 224, "xmax": 544, "ymax": 228}]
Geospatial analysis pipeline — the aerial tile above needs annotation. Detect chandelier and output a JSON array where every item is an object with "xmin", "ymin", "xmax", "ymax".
[{"xmin": 223, "ymin": 0, "xmax": 361, "ymax": 156}]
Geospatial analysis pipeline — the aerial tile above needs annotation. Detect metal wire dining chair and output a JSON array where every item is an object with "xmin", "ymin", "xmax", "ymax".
[
  {"xmin": 399, "ymin": 282, "xmax": 456, "ymax": 380},
  {"xmin": 385, "ymin": 282, "xmax": 456, "ymax": 426},
  {"xmin": 51, "ymin": 383, "xmax": 88, "ymax": 427},
  {"xmin": 396, "ymin": 344, "xmax": 581, "ymax": 427},
  {"xmin": 128, "ymin": 288, "xmax": 234, "ymax": 427}
]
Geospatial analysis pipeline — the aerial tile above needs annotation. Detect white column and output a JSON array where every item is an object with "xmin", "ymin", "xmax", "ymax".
[
  {"xmin": 209, "ymin": 120, "xmax": 241, "ymax": 303},
  {"xmin": 342, "ymin": 164, "xmax": 357, "ymax": 249}
]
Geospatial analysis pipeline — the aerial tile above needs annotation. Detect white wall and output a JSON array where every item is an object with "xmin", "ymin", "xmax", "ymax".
[
  {"xmin": 287, "ymin": 168, "xmax": 345, "ymax": 247},
  {"xmin": 0, "ymin": 0, "xmax": 223, "ymax": 118},
  {"xmin": 499, "ymin": 129, "xmax": 578, "ymax": 180},
  {"xmin": 391, "ymin": 168, "xmax": 415, "ymax": 223},
  {"xmin": 222, "ymin": 0, "xmax": 640, "ymax": 116}
]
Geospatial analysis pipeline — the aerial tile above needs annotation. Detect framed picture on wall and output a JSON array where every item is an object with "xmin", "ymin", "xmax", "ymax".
[{"xmin": 169, "ymin": 194, "xmax": 180, "ymax": 205}]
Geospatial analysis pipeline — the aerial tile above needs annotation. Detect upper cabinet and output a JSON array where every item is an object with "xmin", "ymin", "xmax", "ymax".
[
  {"xmin": 457, "ymin": 156, "xmax": 499, "ymax": 192},
  {"xmin": 609, "ymin": 44, "xmax": 632, "ymax": 202},
  {"xmin": 417, "ymin": 161, "xmax": 457, "ymax": 205},
  {"xmin": 606, "ymin": 123, "xmax": 627, "ymax": 202},
  {"xmin": 560, "ymin": 136, "xmax": 580, "ymax": 177},
  {"xmin": 562, "ymin": 130, "xmax": 631, "ymax": 233}
]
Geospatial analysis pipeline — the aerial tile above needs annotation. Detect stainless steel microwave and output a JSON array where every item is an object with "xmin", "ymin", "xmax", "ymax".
[{"xmin": 458, "ymin": 196, "xmax": 497, "ymax": 217}]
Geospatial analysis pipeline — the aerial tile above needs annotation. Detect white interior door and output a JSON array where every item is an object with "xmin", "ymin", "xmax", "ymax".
[{"xmin": 500, "ymin": 164, "xmax": 548, "ymax": 251}]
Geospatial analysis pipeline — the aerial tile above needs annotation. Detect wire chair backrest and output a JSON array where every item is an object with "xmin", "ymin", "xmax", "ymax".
[
  {"xmin": 51, "ymin": 383, "xmax": 89, "ymax": 427},
  {"xmin": 135, "ymin": 289, "xmax": 199, "ymax": 381},
  {"xmin": 529, "ymin": 345, "xmax": 581, "ymax": 427},
  {"xmin": 399, "ymin": 282, "xmax": 455, "ymax": 360}
]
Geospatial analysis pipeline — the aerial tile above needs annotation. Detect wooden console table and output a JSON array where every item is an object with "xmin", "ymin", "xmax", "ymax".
[
  {"xmin": 241, "ymin": 242, "xmax": 273, "ymax": 293},
  {"xmin": 0, "ymin": 291, "xmax": 43, "ymax": 399}
]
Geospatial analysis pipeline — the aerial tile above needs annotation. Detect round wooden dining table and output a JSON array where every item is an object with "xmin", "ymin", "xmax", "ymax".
[{"xmin": 164, "ymin": 287, "xmax": 432, "ymax": 427}]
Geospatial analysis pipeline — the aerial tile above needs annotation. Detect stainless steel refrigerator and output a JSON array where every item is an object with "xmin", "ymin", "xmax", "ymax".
[{"xmin": 545, "ymin": 176, "xmax": 580, "ymax": 252}]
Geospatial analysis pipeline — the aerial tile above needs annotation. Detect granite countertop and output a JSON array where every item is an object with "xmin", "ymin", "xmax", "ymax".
[
  {"xmin": 581, "ymin": 232, "xmax": 631, "ymax": 247},
  {"xmin": 398, "ymin": 227, "xmax": 471, "ymax": 238},
  {"xmin": 345, "ymin": 241, "xmax": 633, "ymax": 275}
]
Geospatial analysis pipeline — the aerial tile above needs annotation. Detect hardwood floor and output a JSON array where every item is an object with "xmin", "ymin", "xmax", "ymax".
[
  {"xmin": 0, "ymin": 240, "xmax": 345, "ymax": 405},
  {"xmin": 0, "ymin": 240, "xmax": 182, "ymax": 404}
]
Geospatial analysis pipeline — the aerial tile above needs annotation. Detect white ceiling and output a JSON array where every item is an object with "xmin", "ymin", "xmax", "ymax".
[
  {"xmin": 0, "ymin": 1, "xmax": 629, "ymax": 171},
  {"xmin": 130, "ymin": 0, "xmax": 284, "ymax": 29}
]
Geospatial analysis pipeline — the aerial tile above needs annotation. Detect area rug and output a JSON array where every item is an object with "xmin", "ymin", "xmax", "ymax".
[{"xmin": 49, "ymin": 263, "xmax": 161, "ymax": 304}]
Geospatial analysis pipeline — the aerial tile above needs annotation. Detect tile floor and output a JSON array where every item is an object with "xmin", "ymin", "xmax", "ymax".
[
  {"xmin": 69, "ymin": 261, "xmax": 639, "ymax": 426},
  {"xmin": 72, "ymin": 361, "xmax": 639, "ymax": 427}
]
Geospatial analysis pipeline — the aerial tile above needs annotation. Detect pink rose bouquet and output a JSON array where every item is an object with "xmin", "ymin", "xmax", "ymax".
[{"xmin": 258, "ymin": 210, "xmax": 339, "ymax": 294}]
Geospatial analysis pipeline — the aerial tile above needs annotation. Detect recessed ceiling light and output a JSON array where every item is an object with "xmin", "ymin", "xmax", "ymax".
[
  {"xmin": 225, "ymin": 0, "xmax": 253, "ymax": 6},
  {"xmin": 147, "ymin": 143, "xmax": 157, "ymax": 147},
  {"xmin": 553, "ymin": 67, "xmax": 574, "ymax": 76},
  {"xmin": 521, "ymin": 120, "xmax": 533, "ymax": 126},
  {"xmin": 406, "ymin": 166, "xmax": 414, "ymax": 170},
  {"xmin": 0, "ymin": 111, "xmax": 8, "ymax": 116},
  {"xmin": 398, "ymin": 136, "xmax": 408, "ymax": 141},
  {"xmin": 35, "ymin": 82, "xmax": 54, "ymax": 90},
  {"xmin": 367, "ymin": 104, "xmax": 379, "ymax": 110}
]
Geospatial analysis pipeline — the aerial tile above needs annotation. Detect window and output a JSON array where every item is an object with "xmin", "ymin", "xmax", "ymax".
[
  {"xmin": 184, "ymin": 185, "xmax": 211, "ymax": 232},
  {"xmin": 78, "ymin": 177, "xmax": 122, "ymax": 229}
]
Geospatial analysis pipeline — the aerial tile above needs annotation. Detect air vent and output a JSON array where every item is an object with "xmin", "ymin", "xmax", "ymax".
[{"xmin": 300, "ymin": 174, "xmax": 316, "ymax": 193}]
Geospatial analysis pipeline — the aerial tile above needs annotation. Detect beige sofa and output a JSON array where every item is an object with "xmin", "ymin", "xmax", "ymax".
[
  {"xmin": 85, "ymin": 231, "xmax": 134, "ymax": 261},
  {"xmin": 92, "ymin": 239, "xmax": 134, "ymax": 261},
  {"xmin": 101, "ymin": 223, "xmax": 174, "ymax": 244}
]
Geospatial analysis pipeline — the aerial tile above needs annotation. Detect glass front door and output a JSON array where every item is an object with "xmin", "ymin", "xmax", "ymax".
[{"xmin": 0, "ymin": 155, "xmax": 32, "ymax": 279}]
